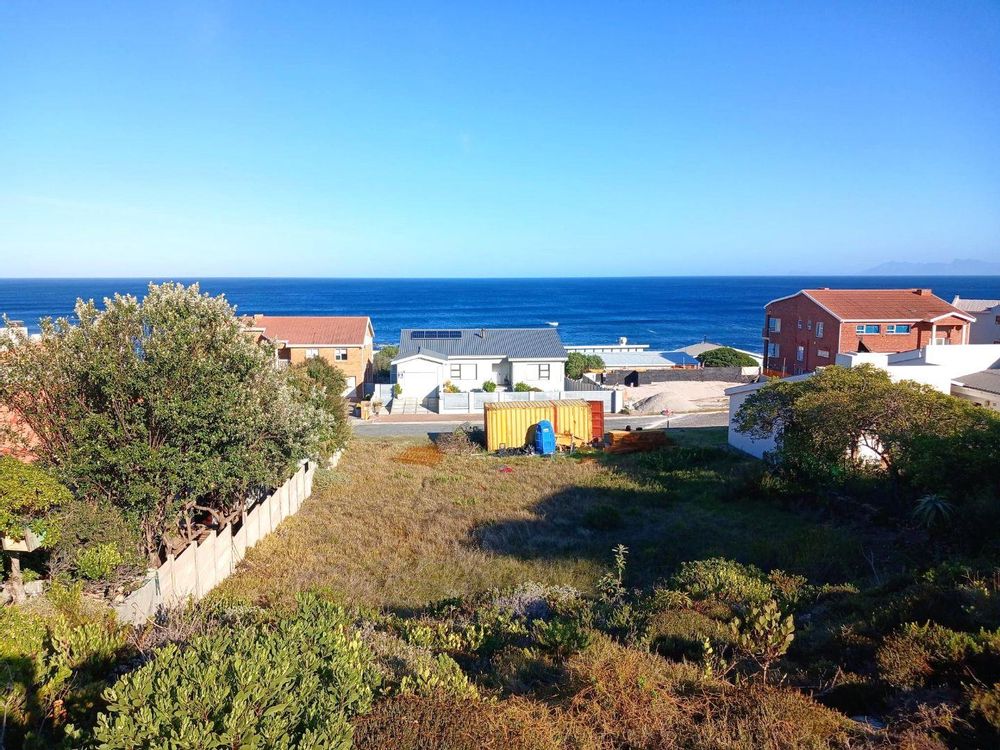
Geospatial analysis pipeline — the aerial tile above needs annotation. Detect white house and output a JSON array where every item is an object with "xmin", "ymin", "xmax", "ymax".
[
  {"xmin": 953, "ymin": 297, "xmax": 1000, "ymax": 345},
  {"xmin": 392, "ymin": 328, "xmax": 568, "ymax": 407}
]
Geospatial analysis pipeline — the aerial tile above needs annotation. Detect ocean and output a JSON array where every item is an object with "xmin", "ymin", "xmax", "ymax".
[{"xmin": 1, "ymin": 276, "xmax": 998, "ymax": 353}]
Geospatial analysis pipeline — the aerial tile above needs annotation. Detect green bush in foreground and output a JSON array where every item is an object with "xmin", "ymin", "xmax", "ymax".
[{"xmin": 93, "ymin": 596, "xmax": 381, "ymax": 749}]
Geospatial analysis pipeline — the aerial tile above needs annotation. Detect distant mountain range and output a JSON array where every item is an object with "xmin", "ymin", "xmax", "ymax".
[{"xmin": 864, "ymin": 259, "xmax": 1000, "ymax": 275}]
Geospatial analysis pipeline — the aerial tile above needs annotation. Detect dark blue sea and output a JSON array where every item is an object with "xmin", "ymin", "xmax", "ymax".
[{"xmin": 1, "ymin": 277, "xmax": 998, "ymax": 353}]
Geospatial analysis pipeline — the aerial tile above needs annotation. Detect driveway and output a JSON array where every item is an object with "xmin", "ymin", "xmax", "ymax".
[{"xmin": 351, "ymin": 410, "xmax": 728, "ymax": 438}]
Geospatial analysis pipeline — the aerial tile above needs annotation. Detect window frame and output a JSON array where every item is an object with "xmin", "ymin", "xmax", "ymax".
[
  {"xmin": 886, "ymin": 324, "xmax": 911, "ymax": 335},
  {"xmin": 796, "ymin": 345, "xmax": 805, "ymax": 362},
  {"xmin": 768, "ymin": 317, "xmax": 781, "ymax": 333},
  {"xmin": 305, "ymin": 348, "xmax": 320, "ymax": 359},
  {"xmin": 855, "ymin": 324, "xmax": 880, "ymax": 335},
  {"xmin": 537, "ymin": 363, "xmax": 551, "ymax": 380},
  {"xmin": 815, "ymin": 321, "xmax": 824, "ymax": 338},
  {"xmin": 334, "ymin": 348, "xmax": 348, "ymax": 361}
]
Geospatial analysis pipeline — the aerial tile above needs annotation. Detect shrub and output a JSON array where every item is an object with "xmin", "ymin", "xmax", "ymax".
[
  {"xmin": 729, "ymin": 599, "xmax": 795, "ymax": 682},
  {"xmin": 532, "ymin": 616, "xmax": 593, "ymax": 656},
  {"xmin": 876, "ymin": 621, "xmax": 981, "ymax": 689},
  {"xmin": 0, "ymin": 455, "xmax": 71, "ymax": 541},
  {"xmin": 393, "ymin": 383, "xmax": 403, "ymax": 397},
  {"xmin": 671, "ymin": 558, "xmax": 775, "ymax": 610},
  {"xmin": 696, "ymin": 346, "xmax": 759, "ymax": 368},
  {"xmin": 649, "ymin": 607, "xmax": 732, "ymax": 662},
  {"xmin": 49, "ymin": 497, "xmax": 143, "ymax": 586},
  {"xmin": 289, "ymin": 355, "xmax": 352, "ymax": 459},
  {"xmin": 0, "ymin": 583, "xmax": 129, "ymax": 746},
  {"xmin": 93, "ymin": 596, "xmax": 381, "ymax": 748},
  {"xmin": 513, "ymin": 382, "xmax": 540, "ymax": 392},
  {"xmin": 482, "ymin": 380, "xmax": 497, "ymax": 392},
  {"xmin": 74, "ymin": 543, "xmax": 125, "ymax": 581},
  {"xmin": 442, "ymin": 380, "xmax": 461, "ymax": 393}
]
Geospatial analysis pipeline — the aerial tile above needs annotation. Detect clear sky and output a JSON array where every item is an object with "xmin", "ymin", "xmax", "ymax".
[{"xmin": 1, "ymin": 1, "xmax": 998, "ymax": 277}]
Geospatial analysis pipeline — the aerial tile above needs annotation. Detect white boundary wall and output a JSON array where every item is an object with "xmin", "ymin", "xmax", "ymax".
[{"xmin": 115, "ymin": 455, "xmax": 331, "ymax": 624}]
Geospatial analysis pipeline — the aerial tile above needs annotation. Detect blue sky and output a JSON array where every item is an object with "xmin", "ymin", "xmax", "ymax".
[{"xmin": 1, "ymin": 1, "xmax": 998, "ymax": 277}]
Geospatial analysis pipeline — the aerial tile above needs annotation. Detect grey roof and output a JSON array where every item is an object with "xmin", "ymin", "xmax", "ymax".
[
  {"xmin": 952, "ymin": 297, "xmax": 1000, "ymax": 313},
  {"xmin": 395, "ymin": 328, "xmax": 567, "ymax": 360},
  {"xmin": 954, "ymin": 369, "xmax": 1000, "ymax": 396}
]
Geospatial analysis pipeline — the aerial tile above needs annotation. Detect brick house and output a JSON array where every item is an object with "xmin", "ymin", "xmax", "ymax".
[
  {"xmin": 244, "ymin": 315, "xmax": 375, "ymax": 399},
  {"xmin": 762, "ymin": 289, "xmax": 974, "ymax": 376}
]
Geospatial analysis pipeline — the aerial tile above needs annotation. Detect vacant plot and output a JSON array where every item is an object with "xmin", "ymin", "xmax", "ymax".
[{"xmin": 215, "ymin": 428, "xmax": 905, "ymax": 610}]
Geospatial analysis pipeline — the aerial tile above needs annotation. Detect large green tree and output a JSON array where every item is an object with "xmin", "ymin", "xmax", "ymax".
[
  {"xmin": 734, "ymin": 364, "xmax": 998, "ymax": 506},
  {"xmin": 0, "ymin": 283, "xmax": 327, "ymax": 562}
]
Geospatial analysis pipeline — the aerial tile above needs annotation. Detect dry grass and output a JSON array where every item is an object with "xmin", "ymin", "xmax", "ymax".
[{"xmin": 213, "ymin": 430, "xmax": 888, "ymax": 610}]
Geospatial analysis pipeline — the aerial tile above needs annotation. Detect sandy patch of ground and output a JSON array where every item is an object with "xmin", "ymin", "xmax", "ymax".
[{"xmin": 624, "ymin": 380, "xmax": 735, "ymax": 414}]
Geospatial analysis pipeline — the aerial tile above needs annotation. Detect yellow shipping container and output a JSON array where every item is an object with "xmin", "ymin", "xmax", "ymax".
[{"xmin": 484, "ymin": 400, "xmax": 592, "ymax": 452}]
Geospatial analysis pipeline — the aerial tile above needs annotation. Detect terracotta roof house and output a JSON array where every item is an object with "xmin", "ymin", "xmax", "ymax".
[
  {"xmin": 762, "ymin": 288, "xmax": 974, "ymax": 376},
  {"xmin": 243, "ymin": 315, "xmax": 375, "ymax": 399},
  {"xmin": 953, "ymin": 296, "xmax": 1000, "ymax": 345}
]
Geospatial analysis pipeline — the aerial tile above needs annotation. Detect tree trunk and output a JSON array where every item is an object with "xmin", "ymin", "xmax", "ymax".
[{"xmin": 8, "ymin": 552, "xmax": 26, "ymax": 604}]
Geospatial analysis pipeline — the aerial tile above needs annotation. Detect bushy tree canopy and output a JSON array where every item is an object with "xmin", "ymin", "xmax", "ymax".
[
  {"xmin": 734, "ymin": 364, "xmax": 1000, "ymax": 507},
  {"xmin": 0, "ymin": 283, "xmax": 329, "ymax": 561},
  {"xmin": 567, "ymin": 352, "xmax": 604, "ymax": 379},
  {"xmin": 289, "ymin": 356, "xmax": 351, "ymax": 461},
  {"xmin": 0, "ymin": 456, "xmax": 71, "ymax": 541},
  {"xmin": 697, "ymin": 347, "xmax": 759, "ymax": 368}
]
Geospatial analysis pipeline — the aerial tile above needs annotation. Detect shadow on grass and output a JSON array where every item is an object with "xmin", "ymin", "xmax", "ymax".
[{"xmin": 470, "ymin": 443, "xmax": 907, "ymax": 588}]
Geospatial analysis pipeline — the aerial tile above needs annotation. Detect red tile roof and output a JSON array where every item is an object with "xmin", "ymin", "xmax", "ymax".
[
  {"xmin": 247, "ymin": 315, "xmax": 371, "ymax": 346},
  {"xmin": 787, "ymin": 289, "xmax": 973, "ymax": 322}
]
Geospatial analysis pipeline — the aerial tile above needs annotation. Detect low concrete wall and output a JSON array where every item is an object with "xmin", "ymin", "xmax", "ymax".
[
  {"xmin": 115, "ymin": 454, "xmax": 334, "ymax": 625},
  {"xmin": 439, "ymin": 388, "xmax": 617, "ymax": 413},
  {"xmin": 604, "ymin": 367, "xmax": 754, "ymax": 386}
]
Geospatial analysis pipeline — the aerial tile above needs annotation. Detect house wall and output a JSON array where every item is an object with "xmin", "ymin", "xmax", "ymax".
[
  {"xmin": 443, "ymin": 357, "xmax": 507, "ymax": 390},
  {"xmin": 969, "ymin": 305, "xmax": 1000, "ymax": 344},
  {"xmin": 279, "ymin": 343, "xmax": 373, "ymax": 398},
  {"xmin": 763, "ymin": 295, "xmax": 841, "ymax": 375},
  {"xmin": 764, "ymin": 294, "xmax": 969, "ymax": 376},
  {"xmin": 726, "ymin": 387, "xmax": 778, "ymax": 459},
  {"xmin": 952, "ymin": 385, "xmax": 1000, "ymax": 410},
  {"xmin": 510, "ymin": 360, "xmax": 566, "ymax": 391}
]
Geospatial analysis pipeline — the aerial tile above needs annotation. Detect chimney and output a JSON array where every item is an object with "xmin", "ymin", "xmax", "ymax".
[{"xmin": 915, "ymin": 289, "xmax": 932, "ymax": 296}]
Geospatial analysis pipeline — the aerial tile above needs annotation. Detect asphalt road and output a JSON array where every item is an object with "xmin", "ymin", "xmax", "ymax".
[{"xmin": 351, "ymin": 410, "xmax": 728, "ymax": 438}]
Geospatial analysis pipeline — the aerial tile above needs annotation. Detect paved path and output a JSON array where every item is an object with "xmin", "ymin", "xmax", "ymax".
[{"xmin": 351, "ymin": 410, "xmax": 728, "ymax": 438}]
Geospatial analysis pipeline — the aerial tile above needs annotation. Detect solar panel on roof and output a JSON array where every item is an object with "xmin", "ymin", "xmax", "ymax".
[{"xmin": 410, "ymin": 330, "xmax": 461, "ymax": 340}]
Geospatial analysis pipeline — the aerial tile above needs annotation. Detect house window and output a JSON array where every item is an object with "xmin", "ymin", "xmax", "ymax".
[
  {"xmin": 815, "ymin": 322, "xmax": 824, "ymax": 337},
  {"xmin": 537, "ymin": 364, "xmax": 551, "ymax": 380},
  {"xmin": 807, "ymin": 320, "xmax": 812, "ymax": 331},
  {"xmin": 995, "ymin": 315, "xmax": 1000, "ymax": 325},
  {"xmin": 855, "ymin": 324, "xmax": 880, "ymax": 335},
  {"xmin": 450, "ymin": 363, "xmax": 476, "ymax": 380},
  {"xmin": 796, "ymin": 345, "xmax": 804, "ymax": 362},
  {"xmin": 887, "ymin": 324, "xmax": 911, "ymax": 334},
  {"xmin": 817, "ymin": 349, "xmax": 829, "ymax": 358},
  {"xmin": 334, "ymin": 348, "xmax": 348, "ymax": 361},
  {"xmin": 768, "ymin": 317, "xmax": 781, "ymax": 333},
  {"xmin": 305, "ymin": 348, "xmax": 319, "ymax": 359},
  {"xmin": 797, "ymin": 319, "xmax": 803, "ymax": 330},
  {"xmin": 767, "ymin": 342, "xmax": 780, "ymax": 357}
]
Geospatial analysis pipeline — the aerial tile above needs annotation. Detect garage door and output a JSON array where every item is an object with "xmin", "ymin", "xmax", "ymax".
[{"xmin": 401, "ymin": 370, "xmax": 439, "ymax": 402}]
